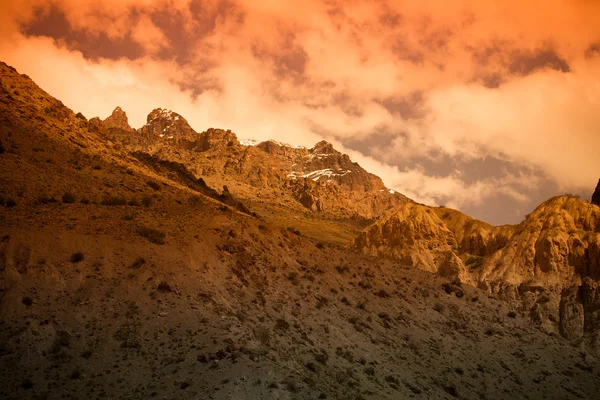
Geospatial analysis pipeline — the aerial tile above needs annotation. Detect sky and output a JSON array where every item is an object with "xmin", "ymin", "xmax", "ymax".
[{"xmin": 1, "ymin": 0, "xmax": 599, "ymax": 225}]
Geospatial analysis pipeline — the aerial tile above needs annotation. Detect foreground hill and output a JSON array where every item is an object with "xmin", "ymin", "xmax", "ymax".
[{"xmin": 1, "ymin": 61, "xmax": 600, "ymax": 399}]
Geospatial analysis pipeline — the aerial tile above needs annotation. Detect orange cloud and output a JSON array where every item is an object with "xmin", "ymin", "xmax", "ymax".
[{"xmin": 1, "ymin": 0, "xmax": 599, "ymax": 223}]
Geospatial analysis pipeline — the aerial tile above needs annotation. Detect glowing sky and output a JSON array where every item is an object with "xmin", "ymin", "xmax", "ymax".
[{"xmin": 1, "ymin": 0, "xmax": 599, "ymax": 224}]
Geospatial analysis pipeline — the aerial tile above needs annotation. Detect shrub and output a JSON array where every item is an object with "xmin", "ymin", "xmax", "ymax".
[
  {"xmin": 433, "ymin": 303, "xmax": 445, "ymax": 313},
  {"xmin": 137, "ymin": 226, "xmax": 166, "ymax": 244},
  {"xmin": 314, "ymin": 351, "xmax": 329, "ymax": 365},
  {"xmin": 376, "ymin": 289, "xmax": 390, "ymax": 298},
  {"xmin": 287, "ymin": 226, "xmax": 301, "ymax": 235},
  {"xmin": 62, "ymin": 192, "xmax": 76, "ymax": 203},
  {"xmin": 287, "ymin": 272, "xmax": 299, "ymax": 285},
  {"xmin": 507, "ymin": 311, "xmax": 517, "ymax": 318},
  {"xmin": 39, "ymin": 196, "xmax": 57, "ymax": 204},
  {"xmin": 22, "ymin": 296, "xmax": 33, "ymax": 306},
  {"xmin": 20, "ymin": 379, "xmax": 34, "ymax": 390},
  {"xmin": 275, "ymin": 319, "xmax": 289, "ymax": 330},
  {"xmin": 127, "ymin": 198, "xmax": 141, "ymax": 206},
  {"xmin": 336, "ymin": 265, "xmax": 349, "ymax": 274},
  {"xmin": 316, "ymin": 296, "xmax": 329, "ymax": 309},
  {"xmin": 306, "ymin": 362, "xmax": 319, "ymax": 372},
  {"xmin": 141, "ymin": 195, "xmax": 152, "ymax": 207},
  {"xmin": 157, "ymin": 281, "xmax": 172, "ymax": 292},
  {"xmin": 5, "ymin": 198, "xmax": 16, "ymax": 207},
  {"xmin": 130, "ymin": 257, "xmax": 146, "ymax": 269},
  {"xmin": 101, "ymin": 196, "xmax": 127, "ymax": 206},
  {"xmin": 80, "ymin": 198, "xmax": 90, "ymax": 204},
  {"xmin": 146, "ymin": 181, "xmax": 161, "ymax": 191},
  {"xmin": 70, "ymin": 252, "xmax": 84, "ymax": 263},
  {"xmin": 316, "ymin": 242, "xmax": 326, "ymax": 249}
]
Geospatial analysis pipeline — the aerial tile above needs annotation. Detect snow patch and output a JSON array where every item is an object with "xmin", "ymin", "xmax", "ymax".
[
  {"xmin": 240, "ymin": 139, "xmax": 260, "ymax": 146},
  {"xmin": 288, "ymin": 168, "xmax": 351, "ymax": 181},
  {"xmin": 265, "ymin": 139, "xmax": 306, "ymax": 149}
]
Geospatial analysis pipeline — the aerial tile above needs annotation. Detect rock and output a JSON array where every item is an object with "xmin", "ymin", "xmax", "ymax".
[
  {"xmin": 103, "ymin": 106, "xmax": 133, "ymax": 132},
  {"xmin": 592, "ymin": 179, "xmax": 600, "ymax": 206}
]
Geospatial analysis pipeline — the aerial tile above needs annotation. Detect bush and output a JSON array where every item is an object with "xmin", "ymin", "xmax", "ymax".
[
  {"xmin": 101, "ymin": 196, "xmax": 127, "ymax": 206},
  {"xmin": 147, "ymin": 181, "xmax": 161, "ymax": 191},
  {"xmin": 141, "ymin": 196, "xmax": 152, "ymax": 207},
  {"xmin": 433, "ymin": 303, "xmax": 445, "ymax": 313},
  {"xmin": 316, "ymin": 296, "xmax": 329, "ymax": 309},
  {"xmin": 127, "ymin": 198, "xmax": 141, "ymax": 206},
  {"xmin": 275, "ymin": 319, "xmax": 289, "ymax": 330},
  {"xmin": 137, "ymin": 226, "xmax": 166, "ymax": 245},
  {"xmin": 70, "ymin": 252, "xmax": 84, "ymax": 263},
  {"xmin": 157, "ymin": 281, "xmax": 172, "ymax": 292},
  {"xmin": 5, "ymin": 198, "xmax": 17, "ymax": 207},
  {"xmin": 507, "ymin": 311, "xmax": 517, "ymax": 318},
  {"xmin": 130, "ymin": 257, "xmax": 146, "ymax": 269},
  {"xmin": 80, "ymin": 198, "xmax": 90, "ymax": 204},
  {"xmin": 62, "ymin": 192, "xmax": 76, "ymax": 203},
  {"xmin": 22, "ymin": 296, "xmax": 33, "ymax": 306},
  {"xmin": 287, "ymin": 272, "xmax": 299, "ymax": 285},
  {"xmin": 38, "ymin": 196, "xmax": 57, "ymax": 204},
  {"xmin": 286, "ymin": 226, "xmax": 300, "ymax": 235}
]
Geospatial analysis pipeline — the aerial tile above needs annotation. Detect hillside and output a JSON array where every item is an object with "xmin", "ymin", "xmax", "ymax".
[{"xmin": 1, "ymin": 61, "xmax": 600, "ymax": 400}]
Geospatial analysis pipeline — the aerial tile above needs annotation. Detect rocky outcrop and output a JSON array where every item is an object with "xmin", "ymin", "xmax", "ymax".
[
  {"xmin": 354, "ymin": 195, "xmax": 600, "ymax": 346},
  {"xmin": 354, "ymin": 202, "xmax": 472, "ymax": 283},
  {"xmin": 592, "ymin": 179, "xmax": 600, "ymax": 206},
  {"xmin": 103, "ymin": 106, "xmax": 133, "ymax": 132}
]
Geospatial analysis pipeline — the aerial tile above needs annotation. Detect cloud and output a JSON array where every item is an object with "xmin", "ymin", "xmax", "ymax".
[{"xmin": 1, "ymin": 0, "xmax": 599, "ymax": 224}]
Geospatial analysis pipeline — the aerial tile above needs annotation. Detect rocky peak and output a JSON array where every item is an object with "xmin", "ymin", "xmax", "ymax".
[
  {"xmin": 140, "ymin": 108, "xmax": 196, "ymax": 140},
  {"xmin": 196, "ymin": 128, "xmax": 239, "ymax": 151},
  {"xmin": 311, "ymin": 140, "xmax": 337, "ymax": 155},
  {"xmin": 592, "ymin": 179, "xmax": 600, "ymax": 206},
  {"xmin": 102, "ymin": 106, "xmax": 133, "ymax": 132}
]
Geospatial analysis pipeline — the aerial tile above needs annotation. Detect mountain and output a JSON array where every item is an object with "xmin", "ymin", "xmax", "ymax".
[
  {"xmin": 93, "ymin": 105, "xmax": 409, "ymax": 243},
  {"xmin": 353, "ymin": 196, "xmax": 600, "ymax": 345},
  {"xmin": 2, "ymin": 61, "xmax": 600, "ymax": 400}
]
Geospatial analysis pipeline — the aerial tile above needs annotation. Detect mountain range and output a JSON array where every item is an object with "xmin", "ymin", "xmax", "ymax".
[{"xmin": 1, "ymin": 60, "xmax": 600, "ymax": 399}]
